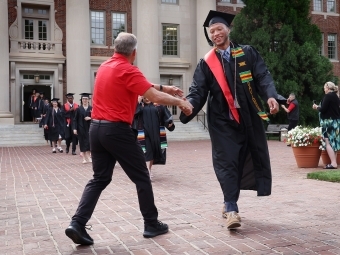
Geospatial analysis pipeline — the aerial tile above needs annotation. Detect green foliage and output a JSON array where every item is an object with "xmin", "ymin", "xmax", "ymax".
[
  {"xmin": 307, "ymin": 170, "xmax": 340, "ymax": 183},
  {"xmin": 230, "ymin": 0, "xmax": 336, "ymax": 126}
]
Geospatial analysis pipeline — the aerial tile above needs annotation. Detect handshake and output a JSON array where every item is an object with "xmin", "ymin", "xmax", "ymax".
[{"xmin": 162, "ymin": 85, "xmax": 193, "ymax": 116}]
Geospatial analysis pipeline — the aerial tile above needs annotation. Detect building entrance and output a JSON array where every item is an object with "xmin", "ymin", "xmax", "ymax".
[{"xmin": 22, "ymin": 84, "xmax": 53, "ymax": 122}]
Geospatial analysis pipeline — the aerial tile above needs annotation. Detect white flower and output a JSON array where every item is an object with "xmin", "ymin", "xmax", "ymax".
[{"xmin": 287, "ymin": 126, "xmax": 322, "ymax": 147}]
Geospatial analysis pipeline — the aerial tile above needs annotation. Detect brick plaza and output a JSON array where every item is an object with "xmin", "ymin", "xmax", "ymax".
[{"xmin": 1, "ymin": 140, "xmax": 340, "ymax": 255}]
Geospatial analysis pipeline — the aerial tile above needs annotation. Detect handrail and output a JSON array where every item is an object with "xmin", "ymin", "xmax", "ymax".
[{"xmin": 196, "ymin": 109, "xmax": 208, "ymax": 130}]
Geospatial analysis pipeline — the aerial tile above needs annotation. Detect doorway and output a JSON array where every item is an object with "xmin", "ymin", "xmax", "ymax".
[{"xmin": 22, "ymin": 84, "xmax": 53, "ymax": 122}]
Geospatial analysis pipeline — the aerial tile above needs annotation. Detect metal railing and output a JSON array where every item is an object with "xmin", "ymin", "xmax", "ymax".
[{"xmin": 196, "ymin": 109, "xmax": 208, "ymax": 130}]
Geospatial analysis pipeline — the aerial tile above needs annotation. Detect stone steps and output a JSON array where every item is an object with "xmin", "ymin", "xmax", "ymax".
[
  {"xmin": 0, "ymin": 120, "xmax": 210, "ymax": 147},
  {"xmin": 166, "ymin": 120, "xmax": 210, "ymax": 141}
]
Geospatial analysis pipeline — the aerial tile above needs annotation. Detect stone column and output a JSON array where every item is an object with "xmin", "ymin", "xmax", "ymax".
[
  {"xmin": 66, "ymin": 0, "xmax": 91, "ymax": 102},
  {"xmin": 135, "ymin": 0, "xmax": 159, "ymax": 84},
  {"xmin": 196, "ymin": 0, "xmax": 216, "ymax": 62},
  {"xmin": 0, "ymin": 0, "xmax": 14, "ymax": 124}
]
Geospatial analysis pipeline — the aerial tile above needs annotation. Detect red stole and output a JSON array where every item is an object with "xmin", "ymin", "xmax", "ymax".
[
  {"xmin": 64, "ymin": 103, "xmax": 79, "ymax": 126},
  {"xmin": 204, "ymin": 49, "xmax": 240, "ymax": 123}
]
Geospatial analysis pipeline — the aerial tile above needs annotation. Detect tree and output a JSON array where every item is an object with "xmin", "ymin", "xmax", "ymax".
[{"xmin": 230, "ymin": 0, "xmax": 336, "ymax": 126}]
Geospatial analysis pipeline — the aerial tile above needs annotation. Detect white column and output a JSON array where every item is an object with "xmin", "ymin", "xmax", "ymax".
[
  {"xmin": 0, "ymin": 0, "xmax": 14, "ymax": 124},
  {"xmin": 66, "ymin": 0, "xmax": 91, "ymax": 103},
  {"xmin": 196, "ymin": 0, "xmax": 216, "ymax": 62},
  {"xmin": 135, "ymin": 0, "xmax": 159, "ymax": 84}
]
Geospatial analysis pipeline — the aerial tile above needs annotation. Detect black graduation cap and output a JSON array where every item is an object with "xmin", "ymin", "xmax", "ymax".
[
  {"xmin": 80, "ymin": 93, "xmax": 92, "ymax": 98},
  {"xmin": 65, "ymin": 93, "xmax": 75, "ymax": 98},
  {"xmin": 51, "ymin": 98, "xmax": 59, "ymax": 102},
  {"xmin": 203, "ymin": 10, "xmax": 235, "ymax": 46}
]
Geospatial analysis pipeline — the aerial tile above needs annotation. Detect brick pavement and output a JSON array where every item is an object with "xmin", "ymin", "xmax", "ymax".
[{"xmin": 1, "ymin": 140, "xmax": 340, "ymax": 255}]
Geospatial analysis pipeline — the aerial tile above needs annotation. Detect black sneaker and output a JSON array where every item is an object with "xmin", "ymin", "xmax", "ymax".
[
  {"xmin": 143, "ymin": 220, "xmax": 168, "ymax": 238},
  {"xmin": 65, "ymin": 221, "xmax": 93, "ymax": 245}
]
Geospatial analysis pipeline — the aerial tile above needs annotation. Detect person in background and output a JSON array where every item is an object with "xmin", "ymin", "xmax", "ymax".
[
  {"xmin": 31, "ymin": 91, "xmax": 41, "ymax": 123},
  {"xmin": 63, "ymin": 93, "xmax": 79, "ymax": 155},
  {"xmin": 134, "ymin": 96, "xmax": 175, "ymax": 181},
  {"xmin": 179, "ymin": 10, "xmax": 283, "ymax": 230},
  {"xmin": 281, "ymin": 93, "xmax": 299, "ymax": 131},
  {"xmin": 73, "ymin": 93, "xmax": 93, "ymax": 164},
  {"xmin": 65, "ymin": 32, "xmax": 193, "ymax": 246},
  {"xmin": 313, "ymin": 81, "xmax": 340, "ymax": 169},
  {"xmin": 28, "ymin": 88, "xmax": 36, "ymax": 122},
  {"xmin": 43, "ymin": 98, "xmax": 65, "ymax": 153},
  {"xmin": 41, "ymin": 98, "xmax": 50, "ymax": 144}
]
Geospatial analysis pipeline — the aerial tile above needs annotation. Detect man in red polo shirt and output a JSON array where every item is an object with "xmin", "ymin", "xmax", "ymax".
[{"xmin": 65, "ymin": 32, "xmax": 193, "ymax": 245}]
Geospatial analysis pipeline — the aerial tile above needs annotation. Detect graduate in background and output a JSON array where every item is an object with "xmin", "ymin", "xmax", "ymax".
[
  {"xmin": 40, "ymin": 98, "xmax": 50, "ymax": 144},
  {"xmin": 43, "ymin": 98, "xmax": 65, "ymax": 153},
  {"xmin": 31, "ymin": 91, "xmax": 41, "ymax": 123},
  {"xmin": 63, "ymin": 93, "xmax": 79, "ymax": 155},
  {"xmin": 73, "ymin": 93, "xmax": 93, "ymax": 163},
  {"xmin": 134, "ymin": 96, "xmax": 175, "ymax": 181}
]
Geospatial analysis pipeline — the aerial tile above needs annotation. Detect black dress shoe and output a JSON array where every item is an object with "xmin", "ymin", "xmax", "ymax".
[
  {"xmin": 72, "ymin": 150, "xmax": 77, "ymax": 155},
  {"xmin": 143, "ymin": 220, "xmax": 168, "ymax": 238},
  {"xmin": 65, "ymin": 221, "xmax": 93, "ymax": 245},
  {"xmin": 66, "ymin": 147, "xmax": 69, "ymax": 153}
]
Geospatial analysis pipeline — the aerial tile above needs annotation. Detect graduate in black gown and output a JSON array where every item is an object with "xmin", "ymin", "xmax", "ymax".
[
  {"xmin": 43, "ymin": 98, "xmax": 65, "ymax": 153},
  {"xmin": 40, "ymin": 98, "xmax": 50, "ymax": 144},
  {"xmin": 180, "ymin": 11, "xmax": 285, "ymax": 229},
  {"xmin": 31, "ymin": 91, "xmax": 41, "ymax": 123},
  {"xmin": 73, "ymin": 93, "xmax": 93, "ymax": 163},
  {"xmin": 134, "ymin": 96, "xmax": 175, "ymax": 180}
]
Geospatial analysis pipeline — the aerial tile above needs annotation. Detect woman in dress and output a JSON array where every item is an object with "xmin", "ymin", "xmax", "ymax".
[
  {"xmin": 73, "ymin": 93, "xmax": 92, "ymax": 163},
  {"xmin": 134, "ymin": 96, "xmax": 175, "ymax": 180},
  {"xmin": 313, "ymin": 81, "xmax": 340, "ymax": 169},
  {"xmin": 43, "ymin": 98, "xmax": 65, "ymax": 153}
]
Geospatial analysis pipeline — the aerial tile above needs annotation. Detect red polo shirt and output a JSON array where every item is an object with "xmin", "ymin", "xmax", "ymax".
[{"xmin": 91, "ymin": 53, "xmax": 152, "ymax": 124}]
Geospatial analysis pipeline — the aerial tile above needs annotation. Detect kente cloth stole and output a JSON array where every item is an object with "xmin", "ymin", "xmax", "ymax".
[
  {"xmin": 64, "ymin": 103, "xmax": 79, "ymax": 125},
  {"xmin": 204, "ymin": 49, "xmax": 240, "ymax": 123},
  {"xmin": 231, "ymin": 47, "xmax": 270, "ymax": 122}
]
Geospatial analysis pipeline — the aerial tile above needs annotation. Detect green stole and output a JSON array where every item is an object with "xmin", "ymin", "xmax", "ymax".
[{"xmin": 230, "ymin": 46, "xmax": 270, "ymax": 121}]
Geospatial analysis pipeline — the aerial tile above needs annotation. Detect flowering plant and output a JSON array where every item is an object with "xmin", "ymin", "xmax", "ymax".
[{"xmin": 285, "ymin": 126, "xmax": 322, "ymax": 147}]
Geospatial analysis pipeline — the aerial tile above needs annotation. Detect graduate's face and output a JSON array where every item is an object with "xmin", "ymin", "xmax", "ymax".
[
  {"xmin": 209, "ymin": 23, "xmax": 230, "ymax": 49},
  {"xmin": 143, "ymin": 98, "xmax": 151, "ymax": 104},
  {"xmin": 52, "ymin": 101, "xmax": 58, "ymax": 107},
  {"xmin": 67, "ymin": 97, "xmax": 74, "ymax": 103},
  {"xmin": 82, "ymin": 97, "xmax": 89, "ymax": 104}
]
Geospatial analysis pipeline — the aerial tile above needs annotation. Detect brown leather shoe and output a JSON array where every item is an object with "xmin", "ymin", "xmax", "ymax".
[
  {"xmin": 222, "ymin": 206, "xmax": 241, "ymax": 222},
  {"xmin": 222, "ymin": 211, "xmax": 241, "ymax": 229}
]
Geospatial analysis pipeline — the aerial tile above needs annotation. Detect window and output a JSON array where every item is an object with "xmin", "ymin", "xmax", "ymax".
[
  {"xmin": 237, "ymin": 0, "xmax": 244, "ymax": 3},
  {"xmin": 91, "ymin": 11, "xmax": 105, "ymax": 45},
  {"xmin": 162, "ymin": 24, "xmax": 178, "ymax": 56},
  {"xmin": 161, "ymin": 0, "xmax": 178, "ymax": 3},
  {"xmin": 327, "ymin": 0, "xmax": 335, "ymax": 12},
  {"xmin": 328, "ymin": 34, "xmax": 336, "ymax": 59},
  {"xmin": 112, "ymin": 13, "xmax": 126, "ymax": 43},
  {"xmin": 314, "ymin": 0, "xmax": 322, "ymax": 11},
  {"xmin": 22, "ymin": 5, "xmax": 49, "ymax": 41},
  {"xmin": 220, "ymin": 0, "xmax": 231, "ymax": 2}
]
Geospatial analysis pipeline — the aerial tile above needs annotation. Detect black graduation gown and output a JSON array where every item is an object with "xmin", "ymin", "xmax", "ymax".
[
  {"xmin": 134, "ymin": 103, "xmax": 175, "ymax": 164},
  {"xmin": 73, "ymin": 105, "xmax": 92, "ymax": 152},
  {"xmin": 44, "ymin": 107, "xmax": 65, "ymax": 141},
  {"xmin": 63, "ymin": 103, "xmax": 78, "ymax": 141},
  {"xmin": 41, "ymin": 103, "xmax": 50, "ymax": 139},
  {"xmin": 31, "ymin": 97, "xmax": 42, "ymax": 118},
  {"xmin": 180, "ymin": 43, "xmax": 281, "ymax": 201}
]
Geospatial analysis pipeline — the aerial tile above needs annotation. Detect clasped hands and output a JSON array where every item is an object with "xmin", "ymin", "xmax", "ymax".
[{"xmin": 165, "ymin": 86, "xmax": 193, "ymax": 116}]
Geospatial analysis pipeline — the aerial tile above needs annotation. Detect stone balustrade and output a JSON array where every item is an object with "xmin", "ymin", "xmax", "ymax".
[{"xmin": 10, "ymin": 39, "xmax": 63, "ymax": 54}]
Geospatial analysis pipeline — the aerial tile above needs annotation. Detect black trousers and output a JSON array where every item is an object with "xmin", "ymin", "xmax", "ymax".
[
  {"xmin": 288, "ymin": 119, "xmax": 298, "ymax": 131},
  {"xmin": 72, "ymin": 121, "xmax": 158, "ymax": 225},
  {"xmin": 66, "ymin": 126, "xmax": 77, "ymax": 151}
]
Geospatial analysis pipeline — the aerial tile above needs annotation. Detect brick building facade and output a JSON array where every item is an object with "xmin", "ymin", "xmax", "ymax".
[{"xmin": 0, "ymin": 0, "xmax": 338, "ymax": 124}]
